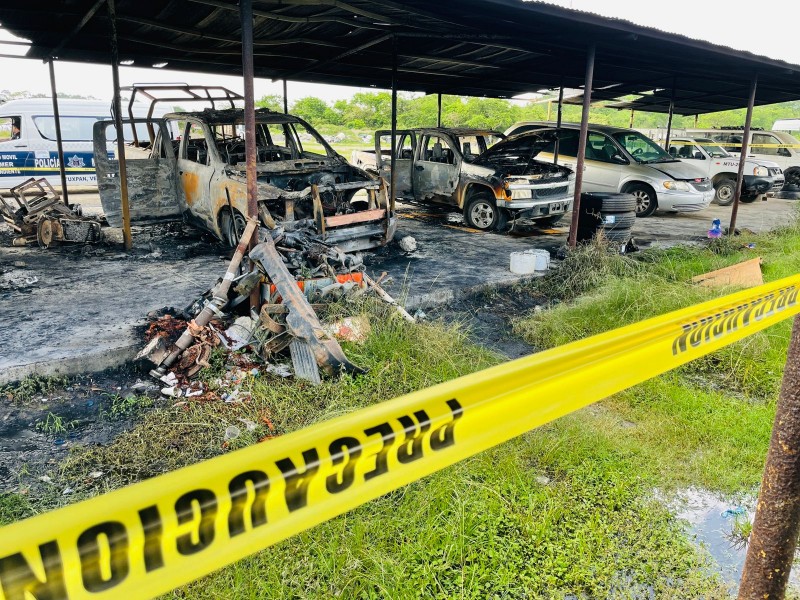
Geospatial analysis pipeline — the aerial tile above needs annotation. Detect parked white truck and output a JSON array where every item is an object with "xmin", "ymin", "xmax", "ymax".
[{"xmin": 664, "ymin": 137, "xmax": 784, "ymax": 205}]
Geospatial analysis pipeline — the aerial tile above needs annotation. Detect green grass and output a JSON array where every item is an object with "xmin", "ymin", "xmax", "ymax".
[{"xmin": 7, "ymin": 220, "xmax": 800, "ymax": 597}]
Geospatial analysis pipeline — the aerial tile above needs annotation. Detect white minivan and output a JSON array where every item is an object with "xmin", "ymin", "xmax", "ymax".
[{"xmin": 0, "ymin": 98, "xmax": 167, "ymax": 190}]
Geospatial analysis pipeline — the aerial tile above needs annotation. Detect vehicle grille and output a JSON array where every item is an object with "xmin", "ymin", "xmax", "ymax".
[
  {"xmin": 688, "ymin": 179, "xmax": 713, "ymax": 192},
  {"xmin": 533, "ymin": 185, "xmax": 569, "ymax": 199},
  {"xmin": 771, "ymin": 177, "xmax": 785, "ymax": 192},
  {"xmin": 769, "ymin": 167, "xmax": 783, "ymax": 176}
]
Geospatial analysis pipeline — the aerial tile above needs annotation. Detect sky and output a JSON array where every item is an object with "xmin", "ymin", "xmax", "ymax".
[{"xmin": 0, "ymin": 0, "xmax": 798, "ymax": 104}]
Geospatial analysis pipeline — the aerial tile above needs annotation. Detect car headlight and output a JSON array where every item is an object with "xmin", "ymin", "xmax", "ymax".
[
  {"xmin": 663, "ymin": 180, "xmax": 690, "ymax": 191},
  {"xmin": 753, "ymin": 166, "xmax": 768, "ymax": 177}
]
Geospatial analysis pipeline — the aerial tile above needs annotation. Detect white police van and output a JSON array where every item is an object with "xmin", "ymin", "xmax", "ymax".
[{"xmin": 0, "ymin": 98, "xmax": 167, "ymax": 190}]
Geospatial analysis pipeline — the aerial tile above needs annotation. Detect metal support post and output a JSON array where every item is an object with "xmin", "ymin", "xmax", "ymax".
[
  {"xmin": 664, "ymin": 82, "xmax": 676, "ymax": 150},
  {"xmin": 389, "ymin": 35, "xmax": 398, "ymax": 208},
  {"xmin": 553, "ymin": 85, "xmax": 564, "ymax": 164},
  {"xmin": 567, "ymin": 45, "xmax": 595, "ymax": 249},
  {"xmin": 629, "ymin": 109, "xmax": 635, "ymax": 129},
  {"xmin": 729, "ymin": 73, "xmax": 758, "ymax": 235},
  {"xmin": 437, "ymin": 92, "xmax": 442, "ymax": 128},
  {"xmin": 240, "ymin": 0, "xmax": 257, "ymax": 223},
  {"xmin": 738, "ymin": 314, "xmax": 800, "ymax": 599},
  {"xmin": 694, "ymin": 114, "xmax": 699, "ymax": 127},
  {"xmin": 107, "ymin": 0, "xmax": 132, "ymax": 251},
  {"xmin": 47, "ymin": 59, "xmax": 69, "ymax": 205},
  {"xmin": 283, "ymin": 79, "xmax": 288, "ymax": 114}
]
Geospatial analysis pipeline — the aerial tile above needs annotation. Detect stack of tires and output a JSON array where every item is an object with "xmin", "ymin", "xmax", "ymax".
[{"xmin": 575, "ymin": 192, "xmax": 636, "ymax": 245}]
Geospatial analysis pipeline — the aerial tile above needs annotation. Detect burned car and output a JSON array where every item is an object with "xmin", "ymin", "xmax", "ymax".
[
  {"xmin": 358, "ymin": 128, "xmax": 574, "ymax": 230},
  {"xmin": 93, "ymin": 90, "xmax": 396, "ymax": 251}
]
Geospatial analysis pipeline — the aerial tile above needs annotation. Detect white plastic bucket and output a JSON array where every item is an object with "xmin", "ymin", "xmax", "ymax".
[{"xmin": 509, "ymin": 249, "xmax": 550, "ymax": 274}]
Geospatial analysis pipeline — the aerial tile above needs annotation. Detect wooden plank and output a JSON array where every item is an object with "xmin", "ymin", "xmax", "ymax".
[
  {"xmin": 692, "ymin": 257, "xmax": 763, "ymax": 288},
  {"xmin": 325, "ymin": 208, "xmax": 386, "ymax": 228}
]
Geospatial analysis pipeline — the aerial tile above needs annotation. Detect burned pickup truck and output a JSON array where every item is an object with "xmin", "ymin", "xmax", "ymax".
[
  {"xmin": 355, "ymin": 128, "xmax": 574, "ymax": 230},
  {"xmin": 93, "ymin": 88, "xmax": 396, "ymax": 252}
]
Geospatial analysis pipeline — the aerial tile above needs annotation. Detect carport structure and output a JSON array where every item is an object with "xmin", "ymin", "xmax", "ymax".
[
  {"xmin": 4, "ymin": 1, "xmax": 800, "ymax": 595},
  {"xmin": 3, "ymin": 0, "xmax": 800, "ymax": 246}
]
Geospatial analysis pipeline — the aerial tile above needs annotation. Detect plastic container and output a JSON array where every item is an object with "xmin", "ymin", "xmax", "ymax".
[{"xmin": 510, "ymin": 249, "xmax": 550, "ymax": 274}]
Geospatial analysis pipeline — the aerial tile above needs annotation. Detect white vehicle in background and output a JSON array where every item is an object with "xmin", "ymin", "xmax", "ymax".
[
  {"xmin": 0, "ymin": 98, "xmax": 169, "ymax": 191},
  {"xmin": 665, "ymin": 137, "xmax": 784, "ymax": 205},
  {"xmin": 643, "ymin": 126, "xmax": 800, "ymax": 192},
  {"xmin": 505, "ymin": 122, "xmax": 713, "ymax": 217}
]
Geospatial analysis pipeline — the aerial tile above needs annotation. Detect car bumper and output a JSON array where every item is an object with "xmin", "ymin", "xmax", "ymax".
[
  {"xmin": 658, "ymin": 190, "xmax": 714, "ymax": 212},
  {"xmin": 744, "ymin": 175, "xmax": 784, "ymax": 195}
]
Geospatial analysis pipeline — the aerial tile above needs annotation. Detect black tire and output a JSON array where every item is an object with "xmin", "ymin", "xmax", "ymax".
[
  {"xmin": 714, "ymin": 178, "xmax": 736, "ymax": 206},
  {"xmin": 599, "ymin": 194, "xmax": 637, "ymax": 213},
  {"xmin": 783, "ymin": 167, "xmax": 800, "ymax": 189},
  {"xmin": 464, "ymin": 193, "xmax": 508, "ymax": 231},
  {"xmin": 536, "ymin": 214, "xmax": 564, "ymax": 227},
  {"xmin": 600, "ymin": 212, "xmax": 636, "ymax": 230},
  {"xmin": 220, "ymin": 209, "xmax": 246, "ymax": 247},
  {"xmin": 601, "ymin": 228, "xmax": 632, "ymax": 243},
  {"xmin": 625, "ymin": 183, "xmax": 658, "ymax": 217}
]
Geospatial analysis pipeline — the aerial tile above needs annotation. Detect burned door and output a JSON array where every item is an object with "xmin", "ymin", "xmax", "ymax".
[
  {"xmin": 413, "ymin": 134, "xmax": 460, "ymax": 204},
  {"xmin": 375, "ymin": 130, "xmax": 415, "ymax": 199},
  {"xmin": 93, "ymin": 118, "xmax": 181, "ymax": 226},
  {"xmin": 176, "ymin": 120, "xmax": 217, "ymax": 231}
]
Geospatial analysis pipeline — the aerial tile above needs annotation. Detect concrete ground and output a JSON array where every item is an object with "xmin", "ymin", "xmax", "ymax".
[{"xmin": 0, "ymin": 192, "xmax": 795, "ymax": 384}]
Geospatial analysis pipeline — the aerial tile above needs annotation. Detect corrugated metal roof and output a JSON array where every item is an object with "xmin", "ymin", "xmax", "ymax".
[{"xmin": 1, "ymin": 0, "xmax": 799, "ymax": 114}]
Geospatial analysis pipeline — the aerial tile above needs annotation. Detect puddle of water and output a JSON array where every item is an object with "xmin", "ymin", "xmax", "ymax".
[{"xmin": 663, "ymin": 488, "xmax": 800, "ymax": 594}]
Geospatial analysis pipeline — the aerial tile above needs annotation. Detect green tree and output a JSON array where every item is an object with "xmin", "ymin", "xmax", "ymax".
[
  {"xmin": 291, "ymin": 96, "xmax": 336, "ymax": 124},
  {"xmin": 256, "ymin": 94, "xmax": 284, "ymax": 112}
]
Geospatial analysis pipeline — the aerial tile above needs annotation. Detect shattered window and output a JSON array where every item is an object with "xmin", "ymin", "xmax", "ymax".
[
  {"xmin": 397, "ymin": 134, "xmax": 413, "ymax": 159},
  {"xmin": 182, "ymin": 122, "xmax": 212, "ymax": 165},
  {"xmin": 421, "ymin": 135, "xmax": 455, "ymax": 165},
  {"xmin": 291, "ymin": 121, "xmax": 330, "ymax": 157}
]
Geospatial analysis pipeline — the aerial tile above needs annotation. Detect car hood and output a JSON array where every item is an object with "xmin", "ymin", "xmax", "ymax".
[{"xmin": 646, "ymin": 160, "xmax": 707, "ymax": 181}]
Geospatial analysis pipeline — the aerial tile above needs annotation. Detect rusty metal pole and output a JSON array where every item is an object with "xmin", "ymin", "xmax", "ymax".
[
  {"xmin": 567, "ymin": 44, "xmax": 595, "ymax": 249},
  {"xmin": 629, "ymin": 109, "xmax": 635, "ymax": 129},
  {"xmin": 738, "ymin": 315, "xmax": 800, "ymax": 599},
  {"xmin": 389, "ymin": 35, "xmax": 398, "ymax": 208},
  {"xmin": 437, "ymin": 92, "xmax": 442, "ymax": 128},
  {"xmin": 283, "ymin": 79, "xmax": 288, "ymax": 114},
  {"xmin": 553, "ymin": 85, "xmax": 564, "ymax": 164},
  {"xmin": 240, "ymin": 0, "xmax": 259, "ymax": 311},
  {"xmin": 240, "ymin": 0, "xmax": 257, "ymax": 223},
  {"xmin": 729, "ymin": 73, "xmax": 758, "ymax": 235},
  {"xmin": 47, "ymin": 59, "xmax": 69, "ymax": 206},
  {"xmin": 107, "ymin": 0, "xmax": 132, "ymax": 251},
  {"xmin": 664, "ymin": 82, "xmax": 675, "ymax": 151}
]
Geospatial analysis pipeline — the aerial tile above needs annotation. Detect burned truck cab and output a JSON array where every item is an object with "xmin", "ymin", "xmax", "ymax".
[{"xmin": 94, "ymin": 85, "xmax": 396, "ymax": 252}]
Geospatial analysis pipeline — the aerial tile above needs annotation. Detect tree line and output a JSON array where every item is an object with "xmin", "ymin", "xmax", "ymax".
[{"xmin": 258, "ymin": 91, "xmax": 800, "ymax": 132}]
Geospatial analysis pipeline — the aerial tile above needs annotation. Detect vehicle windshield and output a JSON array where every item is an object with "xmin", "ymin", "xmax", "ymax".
[
  {"xmin": 611, "ymin": 131, "xmax": 675, "ymax": 164},
  {"xmin": 213, "ymin": 118, "xmax": 334, "ymax": 165},
  {"xmin": 473, "ymin": 132, "xmax": 551, "ymax": 166},
  {"xmin": 694, "ymin": 138, "xmax": 731, "ymax": 158}
]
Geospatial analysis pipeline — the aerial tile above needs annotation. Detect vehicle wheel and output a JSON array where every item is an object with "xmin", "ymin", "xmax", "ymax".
[
  {"xmin": 220, "ymin": 209, "xmax": 246, "ymax": 247},
  {"xmin": 626, "ymin": 184, "xmax": 657, "ymax": 217},
  {"xmin": 464, "ymin": 193, "xmax": 507, "ymax": 231},
  {"xmin": 536, "ymin": 214, "xmax": 564, "ymax": 227},
  {"xmin": 714, "ymin": 178, "xmax": 736, "ymax": 206}
]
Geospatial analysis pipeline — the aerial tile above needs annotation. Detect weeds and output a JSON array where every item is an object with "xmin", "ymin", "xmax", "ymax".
[
  {"xmin": 35, "ymin": 412, "xmax": 75, "ymax": 435},
  {"xmin": 2, "ymin": 375, "xmax": 69, "ymax": 403}
]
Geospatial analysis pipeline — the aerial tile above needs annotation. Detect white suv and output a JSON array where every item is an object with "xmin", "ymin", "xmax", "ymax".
[{"xmin": 505, "ymin": 122, "xmax": 713, "ymax": 217}]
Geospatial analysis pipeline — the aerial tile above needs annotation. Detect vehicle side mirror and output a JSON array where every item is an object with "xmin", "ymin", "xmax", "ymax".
[
  {"xmin": 612, "ymin": 153, "xmax": 627, "ymax": 164},
  {"xmin": 779, "ymin": 147, "xmax": 791, "ymax": 157},
  {"xmin": 694, "ymin": 152, "xmax": 704, "ymax": 160}
]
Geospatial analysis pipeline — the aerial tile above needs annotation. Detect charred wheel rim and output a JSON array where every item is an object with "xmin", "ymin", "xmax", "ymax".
[
  {"xmin": 632, "ymin": 190, "xmax": 651, "ymax": 214},
  {"xmin": 469, "ymin": 200, "xmax": 495, "ymax": 229}
]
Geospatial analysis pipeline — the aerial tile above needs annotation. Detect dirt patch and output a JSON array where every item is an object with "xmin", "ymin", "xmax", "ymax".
[
  {"xmin": 0, "ymin": 366, "xmax": 161, "ymax": 495},
  {"xmin": 425, "ymin": 282, "xmax": 541, "ymax": 359}
]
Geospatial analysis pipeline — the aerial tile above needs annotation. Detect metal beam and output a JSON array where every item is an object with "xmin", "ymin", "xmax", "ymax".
[
  {"xmin": 568, "ymin": 45, "xmax": 595, "ymax": 249},
  {"xmin": 107, "ymin": 0, "xmax": 132, "ymax": 251},
  {"xmin": 47, "ymin": 59, "xmax": 69, "ymax": 206},
  {"xmin": 390, "ymin": 35, "xmax": 398, "ymax": 211},
  {"xmin": 437, "ymin": 93, "xmax": 442, "ymax": 128},
  {"xmin": 554, "ymin": 85, "xmax": 564, "ymax": 164},
  {"xmin": 729, "ymin": 73, "xmax": 758, "ymax": 235},
  {"xmin": 283, "ymin": 79, "xmax": 288, "ymax": 114},
  {"xmin": 46, "ymin": 0, "xmax": 106, "ymax": 60},
  {"xmin": 664, "ymin": 81, "xmax": 676, "ymax": 150},
  {"xmin": 278, "ymin": 33, "xmax": 393, "ymax": 81},
  {"xmin": 186, "ymin": 0, "xmax": 382, "ymax": 29}
]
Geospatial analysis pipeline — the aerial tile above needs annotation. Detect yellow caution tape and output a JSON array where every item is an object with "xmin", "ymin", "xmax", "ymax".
[{"xmin": 2, "ymin": 275, "xmax": 800, "ymax": 600}]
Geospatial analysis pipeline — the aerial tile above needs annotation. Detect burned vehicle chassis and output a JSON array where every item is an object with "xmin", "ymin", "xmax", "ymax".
[{"xmin": 94, "ymin": 87, "xmax": 396, "ymax": 253}]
